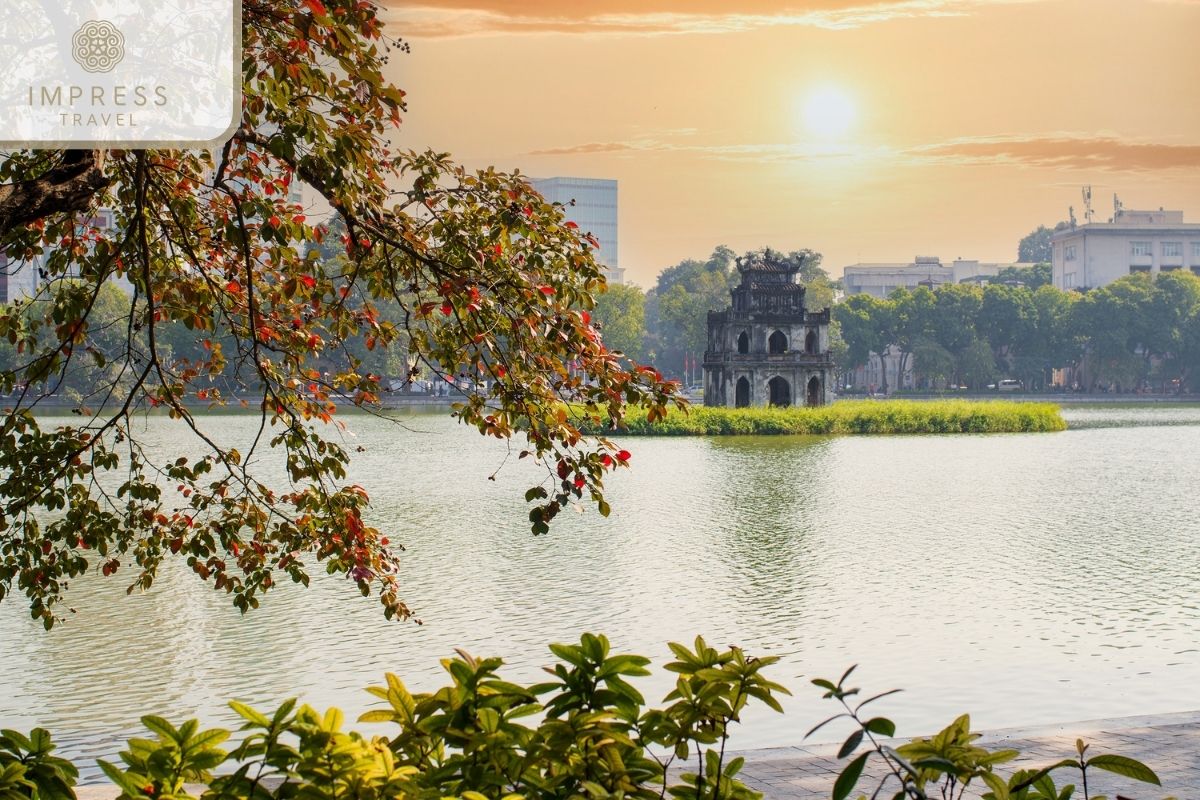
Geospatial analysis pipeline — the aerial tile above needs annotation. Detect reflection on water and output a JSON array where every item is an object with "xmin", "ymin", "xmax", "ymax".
[{"xmin": 1, "ymin": 406, "xmax": 1199, "ymax": 781}]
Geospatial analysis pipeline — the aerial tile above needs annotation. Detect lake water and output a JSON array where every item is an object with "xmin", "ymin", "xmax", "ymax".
[{"xmin": 2, "ymin": 405, "xmax": 1199, "ymax": 779}]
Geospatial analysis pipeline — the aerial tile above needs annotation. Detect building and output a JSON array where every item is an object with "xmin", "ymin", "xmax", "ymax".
[
  {"xmin": 1, "ymin": 208, "xmax": 118, "ymax": 302},
  {"xmin": 842, "ymin": 256, "xmax": 1038, "ymax": 298},
  {"xmin": 703, "ymin": 251, "xmax": 834, "ymax": 407},
  {"xmin": 1050, "ymin": 207, "xmax": 1200, "ymax": 290},
  {"xmin": 529, "ymin": 177, "xmax": 623, "ymax": 284}
]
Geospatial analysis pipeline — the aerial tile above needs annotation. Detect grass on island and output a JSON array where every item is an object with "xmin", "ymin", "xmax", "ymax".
[{"xmin": 606, "ymin": 399, "xmax": 1066, "ymax": 436}]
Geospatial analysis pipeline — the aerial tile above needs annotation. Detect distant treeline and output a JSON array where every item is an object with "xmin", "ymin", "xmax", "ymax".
[{"xmin": 834, "ymin": 270, "xmax": 1200, "ymax": 393}]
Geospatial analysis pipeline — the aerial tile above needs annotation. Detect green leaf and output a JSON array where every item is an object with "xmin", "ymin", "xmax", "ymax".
[
  {"xmin": 1085, "ymin": 754, "xmax": 1161, "ymax": 786},
  {"xmin": 229, "ymin": 701, "xmax": 270, "ymax": 727},
  {"xmin": 864, "ymin": 717, "xmax": 896, "ymax": 737},
  {"xmin": 981, "ymin": 770, "xmax": 1009, "ymax": 800},
  {"xmin": 838, "ymin": 730, "xmax": 863, "ymax": 759},
  {"xmin": 140, "ymin": 716, "xmax": 176, "ymax": 742},
  {"xmin": 832, "ymin": 751, "xmax": 869, "ymax": 800},
  {"xmin": 97, "ymin": 760, "xmax": 149, "ymax": 798}
]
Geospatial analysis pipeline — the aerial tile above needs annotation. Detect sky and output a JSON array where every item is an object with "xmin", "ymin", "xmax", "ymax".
[{"xmin": 380, "ymin": 0, "xmax": 1200, "ymax": 287}]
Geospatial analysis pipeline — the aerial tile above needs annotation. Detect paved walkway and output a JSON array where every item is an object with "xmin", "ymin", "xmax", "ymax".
[{"xmin": 734, "ymin": 711, "xmax": 1200, "ymax": 799}]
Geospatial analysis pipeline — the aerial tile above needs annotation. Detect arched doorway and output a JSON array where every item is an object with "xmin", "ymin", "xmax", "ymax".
[
  {"xmin": 768, "ymin": 376, "xmax": 791, "ymax": 407},
  {"xmin": 768, "ymin": 330, "xmax": 787, "ymax": 354},
  {"xmin": 735, "ymin": 377, "xmax": 750, "ymax": 408},
  {"xmin": 806, "ymin": 376, "xmax": 821, "ymax": 407},
  {"xmin": 805, "ymin": 329, "xmax": 818, "ymax": 354},
  {"xmin": 737, "ymin": 331, "xmax": 749, "ymax": 354}
]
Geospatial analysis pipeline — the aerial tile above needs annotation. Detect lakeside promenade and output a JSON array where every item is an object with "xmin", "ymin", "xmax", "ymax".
[{"xmin": 732, "ymin": 711, "xmax": 1200, "ymax": 799}]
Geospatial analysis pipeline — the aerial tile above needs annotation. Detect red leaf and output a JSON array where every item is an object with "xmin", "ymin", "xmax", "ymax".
[
  {"xmin": 299, "ymin": 274, "xmax": 316, "ymax": 288},
  {"xmin": 268, "ymin": 215, "xmax": 281, "ymax": 228},
  {"xmin": 601, "ymin": 454, "xmax": 613, "ymax": 467},
  {"xmin": 616, "ymin": 450, "xmax": 632, "ymax": 462},
  {"xmin": 538, "ymin": 285, "xmax": 555, "ymax": 296},
  {"xmin": 440, "ymin": 303, "xmax": 453, "ymax": 316},
  {"xmin": 303, "ymin": 0, "xmax": 327, "ymax": 15},
  {"xmin": 565, "ymin": 220, "xmax": 578, "ymax": 229},
  {"xmin": 573, "ymin": 476, "xmax": 585, "ymax": 489}
]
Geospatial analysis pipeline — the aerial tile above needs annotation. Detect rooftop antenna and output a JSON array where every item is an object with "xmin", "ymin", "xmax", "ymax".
[{"xmin": 1082, "ymin": 185, "xmax": 1093, "ymax": 224}]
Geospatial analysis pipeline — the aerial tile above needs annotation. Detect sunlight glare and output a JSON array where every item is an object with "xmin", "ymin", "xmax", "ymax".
[{"xmin": 802, "ymin": 86, "xmax": 857, "ymax": 139}]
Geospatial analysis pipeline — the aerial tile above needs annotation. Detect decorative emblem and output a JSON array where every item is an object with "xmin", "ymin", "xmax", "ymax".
[{"xmin": 71, "ymin": 20, "xmax": 125, "ymax": 73}]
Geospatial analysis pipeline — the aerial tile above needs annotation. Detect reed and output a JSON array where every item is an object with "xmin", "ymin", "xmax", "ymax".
[{"xmin": 604, "ymin": 399, "xmax": 1067, "ymax": 436}]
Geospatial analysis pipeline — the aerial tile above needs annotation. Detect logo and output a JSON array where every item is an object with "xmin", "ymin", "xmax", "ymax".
[{"xmin": 71, "ymin": 20, "xmax": 125, "ymax": 74}]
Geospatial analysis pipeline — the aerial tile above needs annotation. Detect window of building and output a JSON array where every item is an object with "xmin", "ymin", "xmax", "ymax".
[
  {"xmin": 1130, "ymin": 241, "xmax": 1151, "ymax": 256},
  {"xmin": 1192, "ymin": 243, "xmax": 1200, "ymax": 260},
  {"xmin": 1162, "ymin": 242, "xmax": 1182, "ymax": 258},
  {"xmin": 1064, "ymin": 244, "xmax": 1077, "ymax": 261},
  {"xmin": 1162, "ymin": 265, "xmax": 1181, "ymax": 272},
  {"xmin": 1130, "ymin": 265, "xmax": 1151, "ymax": 274},
  {"xmin": 1064, "ymin": 272, "xmax": 1076, "ymax": 288}
]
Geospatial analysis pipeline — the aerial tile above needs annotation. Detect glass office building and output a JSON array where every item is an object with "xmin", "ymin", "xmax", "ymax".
[{"xmin": 529, "ymin": 177, "xmax": 623, "ymax": 284}]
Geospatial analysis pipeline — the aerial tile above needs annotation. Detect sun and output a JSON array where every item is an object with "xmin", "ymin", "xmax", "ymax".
[{"xmin": 802, "ymin": 86, "xmax": 857, "ymax": 139}]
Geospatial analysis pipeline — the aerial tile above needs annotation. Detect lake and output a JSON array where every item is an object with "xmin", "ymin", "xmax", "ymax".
[{"xmin": 1, "ymin": 404, "xmax": 1199, "ymax": 779}]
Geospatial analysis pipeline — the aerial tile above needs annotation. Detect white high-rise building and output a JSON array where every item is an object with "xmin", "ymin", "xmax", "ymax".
[
  {"xmin": 529, "ymin": 177, "xmax": 623, "ymax": 284},
  {"xmin": 1051, "ymin": 207, "xmax": 1200, "ymax": 290}
]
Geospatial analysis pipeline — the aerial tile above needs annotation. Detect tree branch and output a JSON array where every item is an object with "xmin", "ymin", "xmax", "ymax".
[{"xmin": 0, "ymin": 150, "xmax": 111, "ymax": 236}]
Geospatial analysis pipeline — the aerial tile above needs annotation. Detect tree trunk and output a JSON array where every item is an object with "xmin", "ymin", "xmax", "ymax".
[{"xmin": 0, "ymin": 151, "xmax": 110, "ymax": 238}]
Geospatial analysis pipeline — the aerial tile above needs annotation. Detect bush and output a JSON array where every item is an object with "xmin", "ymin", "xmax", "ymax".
[
  {"xmin": 596, "ymin": 400, "xmax": 1066, "ymax": 436},
  {"xmin": 0, "ymin": 636, "xmax": 1165, "ymax": 800}
]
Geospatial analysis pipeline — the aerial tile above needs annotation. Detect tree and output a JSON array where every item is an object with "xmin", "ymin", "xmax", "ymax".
[
  {"xmin": 978, "ymin": 283, "xmax": 1035, "ymax": 376},
  {"xmin": 645, "ymin": 246, "xmax": 737, "ymax": 377},
  {"xmin": 1017, "ymin": 222, "xmax": 1068, "ymax": 263},
  {"xmin": 0, "ymin": 0, "xmax": 678, "ymax": 628},
  {"xmin": 1077, "ymin": 274, "xmax": 1157, "ymax": 390},
  {"xmin": 993, "ymin": 262, "xmax": 1052, "ymax": 289},
  {"xmin": 889, "ymin": 286, "xmax": 936, "ymax": 391},
  {"xmin": 591, "ymin": 283, "xmax": 647, "ymax": 363},
  {"xmin": 834, "ymin": 294, "xmax": 895, "ymax": 393}
]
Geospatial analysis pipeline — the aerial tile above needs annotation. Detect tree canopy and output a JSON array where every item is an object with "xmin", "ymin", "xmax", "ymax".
[
  {"xmin": 0, "ymin": 0, "xmax": 678, "ymax": 628},
  {"xmin": 1017, "ymin": 222, "xmax": 1069, "ymax": 263},
  {"xmin": 836, "ymin": 272, "xmax": 1200, "ymax": 393}
]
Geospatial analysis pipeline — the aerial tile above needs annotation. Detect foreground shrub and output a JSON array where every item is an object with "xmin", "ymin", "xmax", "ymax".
[
  {"xmin": 813, "ymin": 666, "xmax": 1165, "ymax": 800},
  {"xmin": 597, "ymin": 400, "xmax": 1067, "ymax": 436},
  {"xmin": 0, "ymin": 635, "xmax": 1167, "ymax": 800}
]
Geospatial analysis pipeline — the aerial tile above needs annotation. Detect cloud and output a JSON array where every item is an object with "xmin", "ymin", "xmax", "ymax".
[
  {"xmin": 382, "ymin": 0, "xmax": 1040, "ymax": 37},
  {"xmin": 525, "ymin": 132, "xmax": 1200, "ymax": 172},
  {"xmin": 910, "ymin": 134, "xmax": 1200, "ymax": 172},
  {"xmin": 527, "ymin": 136, "xmax": 888, "ymax": 162}
]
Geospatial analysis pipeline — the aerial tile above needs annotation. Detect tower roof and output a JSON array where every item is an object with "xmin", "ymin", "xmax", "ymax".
[{"xmin": 736, "ymin": 250, "xmax": 803, "ymax": 276}]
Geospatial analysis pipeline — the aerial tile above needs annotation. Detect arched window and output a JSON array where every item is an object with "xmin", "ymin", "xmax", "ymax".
[
  {"xmin": 736, "ymin": 331, "xmax": 749, "ymax": 354},
  {"xmin": 735, "ymin": 377, "xmax": 751, "ymax": 408},
  {"xmin": 806, "ymin": 376, "xmax": 822, "ymax": 407},
  {"xmin": 767, "ymin": 376, "xmax": 791, "ymax": 407},
  {"xmin": 805, "ymin": 329, "xmax": 818, "ymax": 354},
  {"xmin": 768, "ymin": 330, "xmax": 787, "ymax": 354}
]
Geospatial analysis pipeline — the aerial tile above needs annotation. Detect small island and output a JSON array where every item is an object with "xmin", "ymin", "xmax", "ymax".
[{"xmin": 607, "ymin": 399, "xmax": 1067, "ymax": 436}]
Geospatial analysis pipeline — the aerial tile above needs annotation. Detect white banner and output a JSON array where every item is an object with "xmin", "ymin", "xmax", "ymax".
[{"xmin": 0, "ymin": 0, "xmax": 240, "ymax": 148}]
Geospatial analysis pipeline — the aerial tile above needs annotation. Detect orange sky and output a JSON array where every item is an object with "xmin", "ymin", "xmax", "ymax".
[{"xmin": 382, "ymin": 0, "xmax": 1200, "ymax": 286}]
